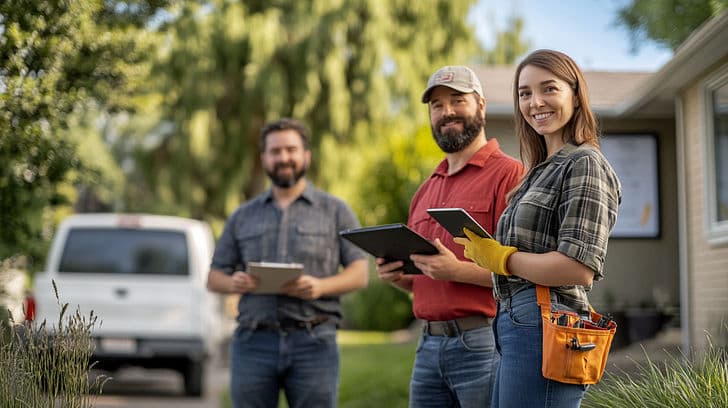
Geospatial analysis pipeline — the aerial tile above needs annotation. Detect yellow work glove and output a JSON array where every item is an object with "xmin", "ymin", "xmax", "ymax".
[{"xmin": 453, "ymin": 228, "xmax": 517, "ymax": 276}]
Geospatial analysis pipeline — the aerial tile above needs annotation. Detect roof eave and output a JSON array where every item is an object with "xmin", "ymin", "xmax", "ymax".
[{"xmin": 615, "ymin": 11, "xmax": 728, "ymax": 118}]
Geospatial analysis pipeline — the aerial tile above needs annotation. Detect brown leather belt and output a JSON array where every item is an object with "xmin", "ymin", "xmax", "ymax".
[
  {"xmin": 423, "ymin": 315, "xmax": 494, "ymax": 337},
  {"xmin": 253, "ymin": 316, "xmax": 330, "ymax": 332}
]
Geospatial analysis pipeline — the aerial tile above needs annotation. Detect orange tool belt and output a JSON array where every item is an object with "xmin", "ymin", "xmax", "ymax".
[{"xmin": 536, "ymin": 285, "xmax": 617, "ymax": 385}]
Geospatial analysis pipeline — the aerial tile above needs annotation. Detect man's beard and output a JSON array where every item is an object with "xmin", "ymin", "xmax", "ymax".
[
  {"xmin": 266, "ymin": 162, "xmax": 307, "ymax": 188},
  {"xmin": 431, "ymin": 113, "xmax": 485, "ymax": 153}
]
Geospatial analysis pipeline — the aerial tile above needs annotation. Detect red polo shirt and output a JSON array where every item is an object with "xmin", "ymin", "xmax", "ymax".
[{"xmin": 408, "ymin": 139, "xmax": 523, "ymax": 321}]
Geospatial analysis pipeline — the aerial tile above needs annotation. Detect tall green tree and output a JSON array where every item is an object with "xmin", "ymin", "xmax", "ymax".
[
  {"xmin": 616, "ymin": 0, "xmax": 728, "ymax": 51},
  {"xmin": 119, "ymin": 0, "xmax": 481, "ymax": 226},
  {"xmin": 0, "ymin": 0, "xmax": 166, "ymax": 262}
]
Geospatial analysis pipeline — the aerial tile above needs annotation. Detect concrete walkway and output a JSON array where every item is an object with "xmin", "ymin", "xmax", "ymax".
[{"xmin": 603, "ymin": 327, "xmax": 684, "ymax": 378}]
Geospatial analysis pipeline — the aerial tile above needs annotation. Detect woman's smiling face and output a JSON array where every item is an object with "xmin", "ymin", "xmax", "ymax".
[{"xmin": 517, "ymin": 64, "xmax": 577, "ymax": 140}]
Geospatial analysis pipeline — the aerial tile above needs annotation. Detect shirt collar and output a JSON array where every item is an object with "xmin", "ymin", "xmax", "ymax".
[
  {"xmin": 542, "ymin": 142, "xmax": 580, "ymax": 167},
  {"xmin": 526, "ymin": 142, "xmax": 582, "ymax": 176},
  {"xmin": 433, "ymin": 138, "xmax": 501, "ymax": 176},
  {"xmin": 262, "ymin": 180, "xmax": 316, "ymax": 206}
]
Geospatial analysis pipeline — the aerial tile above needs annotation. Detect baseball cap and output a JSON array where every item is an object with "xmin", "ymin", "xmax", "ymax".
[{"xmin": 421, "ymin": 65, "xmax": 483, "ymax": 103}]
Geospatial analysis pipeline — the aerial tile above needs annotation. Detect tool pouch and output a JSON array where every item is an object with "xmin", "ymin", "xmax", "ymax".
[{"xmin": 536, "ymin": 285, "xmax": 616, "ymax": 385}]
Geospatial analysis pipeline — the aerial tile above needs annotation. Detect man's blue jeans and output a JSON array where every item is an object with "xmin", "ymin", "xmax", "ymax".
[
  {"xmin": 229, "ymin": 323, "xmax": 339, "ymax": 408},
  {"xmin": 492, "ymin": 287, "xmax": 587, "ymax": 407},
  {"xmin": 409, "ymin": 325, "xmax": 499, "ymax": 408}
]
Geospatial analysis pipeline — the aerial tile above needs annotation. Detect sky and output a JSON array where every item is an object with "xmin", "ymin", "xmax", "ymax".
[{"xmin": 470, "ymin": 0, "xmax": 675, "ymax": 72}]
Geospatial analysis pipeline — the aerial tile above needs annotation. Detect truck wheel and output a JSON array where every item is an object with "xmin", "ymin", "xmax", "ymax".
[{"xmin": 184, "ymin": 360, "xmax": 204, "ymax": 397}]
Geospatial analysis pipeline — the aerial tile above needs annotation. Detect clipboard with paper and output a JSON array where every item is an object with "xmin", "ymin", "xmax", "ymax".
[{"xmin": 247, "ymin": 262, "xmax": 304, "ymax": 294}]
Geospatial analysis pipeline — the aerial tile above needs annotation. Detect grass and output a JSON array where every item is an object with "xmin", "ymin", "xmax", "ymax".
[
  {"xmin": 220, "ymin": 330, "xmax": 416, "ymax": 408},
  {"xmin": 583, "ymin": 339, "xmax": 728, "ymax": 408},
  {"xmin": 221, "ymin": 328, "xmax": 728, "ymax": 408},
  {"xmin": 338, "ymin": 341, "xmax": 415, "ymax": 407},
  {"xmin": 0, "ymin": 280, "xmax": 107, "ymax": 408}
]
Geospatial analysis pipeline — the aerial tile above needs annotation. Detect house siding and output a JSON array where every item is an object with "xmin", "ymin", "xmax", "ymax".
[{"xmin": 682, "ymin": 62, "xmax": 728, "ymax": 349}]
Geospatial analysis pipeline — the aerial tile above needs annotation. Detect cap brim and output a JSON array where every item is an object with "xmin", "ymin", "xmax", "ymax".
[{"xmin": 421, "ymin": 84, "xmax": 479, "ymax": 103}]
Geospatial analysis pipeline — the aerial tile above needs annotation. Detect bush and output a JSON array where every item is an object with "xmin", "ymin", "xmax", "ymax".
[
  {"xmin": 342, "ymin": 271, "xmax": 414, "ymax": 331},
  {"xmin": 0, "ymin": 281, "xmax": 108, "ymax": 407},
  {"xmin": 583, "ymin": 339, "xmax": 728, "ymax": 408}
]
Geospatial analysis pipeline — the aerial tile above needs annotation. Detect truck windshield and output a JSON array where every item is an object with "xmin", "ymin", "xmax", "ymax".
[{"xmin": 58, "ymin": 228, "xmax": 189, "ymax": 275}]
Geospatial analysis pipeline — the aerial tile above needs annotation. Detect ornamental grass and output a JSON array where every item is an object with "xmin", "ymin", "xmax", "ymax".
[
  {"xmin": 583, "ymin": 336, "xmax": 728, "ymax": 408},
  {"xmin": 0, "ymin": 281, "xmax": 108, "ymax": 408}
]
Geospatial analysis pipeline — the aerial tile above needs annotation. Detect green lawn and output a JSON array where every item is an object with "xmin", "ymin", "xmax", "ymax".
[
  {"xmin": 338, "ymin": 341, "xmax": 415, "ymax": 407},
  {"xmin": 220, "ymin": 331, "xmax": 417, "ymax": 408}
]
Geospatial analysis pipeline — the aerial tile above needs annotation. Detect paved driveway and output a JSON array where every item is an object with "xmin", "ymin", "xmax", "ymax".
[{"xmin": 92, "ymin": 357, "xmax": 230, "ymax": 408}]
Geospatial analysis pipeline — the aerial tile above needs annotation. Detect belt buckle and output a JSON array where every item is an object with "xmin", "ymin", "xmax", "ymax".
[
  {"xmin": 253, "ymin": 321, "xmax": 280, "ymax": 331},
  {"xmin": 445, "ymin": 320, "xmax": 459, "ymax": 337},
  {"xmin": 425, "ymin": 321, "xmax": 443, "ymax": 336}
]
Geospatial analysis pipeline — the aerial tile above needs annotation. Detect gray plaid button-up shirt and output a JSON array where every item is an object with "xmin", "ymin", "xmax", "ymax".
[
  {"xmin": 493, "ymin": 143, "xmax": 621, "ymax": 313},
  {"xmin": 211, "ymin": 182, "xmax": 366, "ymax": 326}
]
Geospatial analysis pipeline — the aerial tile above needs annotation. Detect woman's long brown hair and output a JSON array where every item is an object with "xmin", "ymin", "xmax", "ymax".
[{"xmin": 513, "ymin": 49, "xmax": 599, "ymax": 170}]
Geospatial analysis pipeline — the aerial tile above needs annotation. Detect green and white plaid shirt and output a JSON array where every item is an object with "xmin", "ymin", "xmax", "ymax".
[{"xmin": 493, "ymin": 142, "xmax": 622, "ymax": 313}]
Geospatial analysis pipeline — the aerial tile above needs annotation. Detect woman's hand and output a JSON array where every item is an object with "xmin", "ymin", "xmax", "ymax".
[{"xmin": 453, "ymin": 228, "xmax": 517, "ymax": 276}]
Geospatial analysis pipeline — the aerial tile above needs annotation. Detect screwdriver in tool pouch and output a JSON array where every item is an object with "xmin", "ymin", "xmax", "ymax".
[{"xmin": 596, "ymin": 314, "xmax": 613, "ymax": 328}]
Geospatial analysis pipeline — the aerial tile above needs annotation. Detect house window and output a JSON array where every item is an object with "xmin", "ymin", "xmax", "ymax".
[
  {"xmin": 714, "ymin": 85, "xmax": 728, "ymax": 222},
  {"xmin": 601, "ymin": 134, "xmax": 660, "ymax": 238},
  {"xmin": 704, "ymin": 67, "xmax": 728, "ymax": 244}
]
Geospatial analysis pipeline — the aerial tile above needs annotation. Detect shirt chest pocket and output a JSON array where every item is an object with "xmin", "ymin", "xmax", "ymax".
[
  {"xmin": 416, "ymin": 198, "xmax": 495, "ymax": 239},
  {"xmin": 235, "ymin": 226, "xmax": 266, "ymax": 265},
  {"xmin": 293, "ymin": 224, "xmax": 333, "ymax": 269},
  {"xmin": 514, "ymin": 189, "xmax": 559, "ymax": 236},
  {"xmin": 448, "ymin": 198, "xmax": 495, "ymax": 236}
]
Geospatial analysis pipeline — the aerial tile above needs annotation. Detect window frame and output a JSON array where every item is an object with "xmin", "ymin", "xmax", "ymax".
[{"xmin": 702, "ymin": 64, "xmax": 728, "ymax": 245}]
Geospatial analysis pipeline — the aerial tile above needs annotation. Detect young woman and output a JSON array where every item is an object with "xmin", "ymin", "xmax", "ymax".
[{"xmin": 455, "ymin": 49, "xmax": 621, "ymax": 407}]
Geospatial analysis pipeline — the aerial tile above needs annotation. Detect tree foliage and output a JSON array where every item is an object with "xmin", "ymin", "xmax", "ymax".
[
  {"xmin": 0, "ymin": 0, "xmax": 166, "ymax": 261},
  {"xmin": 118, "ymin": 0, "xmax": 481, "ymax": 226},
  {"xmin": 616, "ymin": 0, "xmax": 728, "ymax": 51}
]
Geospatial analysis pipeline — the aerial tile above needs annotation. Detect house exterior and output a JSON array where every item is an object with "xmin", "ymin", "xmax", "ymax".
[{"xmin": 474, "ymin": 10, "xmax": 728, "ymax": 351}]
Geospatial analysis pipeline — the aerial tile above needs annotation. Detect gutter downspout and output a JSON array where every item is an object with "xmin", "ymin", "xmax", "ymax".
[{"xmin": 675, "ymin": 97, "xmax": 692, "ymax": 355}]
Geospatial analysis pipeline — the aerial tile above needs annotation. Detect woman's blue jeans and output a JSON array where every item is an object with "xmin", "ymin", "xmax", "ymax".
[
  {"xmin": 229, "ymin": 324, "xmax": 339, "ymax": 408},
  {"xmin": 493, "ymin": 287, "xmax": 587, "ymax": 408},
  {"xmin": 409, "ymin": 325, "xmax": 499, "ymax": 408}
]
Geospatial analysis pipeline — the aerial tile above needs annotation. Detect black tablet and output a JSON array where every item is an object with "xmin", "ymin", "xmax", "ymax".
[
  {"xmin": 426, "ymin": 208, "xmax": 493, "ymax": 239},
  {"xmin": 339, "ymin": 223, "xmax": 438, "ymax": 274}
]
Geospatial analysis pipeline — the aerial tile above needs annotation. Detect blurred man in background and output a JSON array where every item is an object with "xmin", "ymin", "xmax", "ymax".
[{"xmin": 207, "ymin": 118, "xmax": 368, "ymax": 408}]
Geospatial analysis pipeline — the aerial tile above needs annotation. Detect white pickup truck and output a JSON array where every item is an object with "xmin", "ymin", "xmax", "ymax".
[{"xmin": 29, "ymin": 213, "xmax": 225, "ymax": 396}]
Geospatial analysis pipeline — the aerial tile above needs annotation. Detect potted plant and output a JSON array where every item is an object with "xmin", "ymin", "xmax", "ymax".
[
  {"xmin": 601, "ymin": 289, "xmax": 629, "ymax": 350},
  {"xmin": 624, "ymin": 288, "xmax": 670, "ymax": 344}
]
